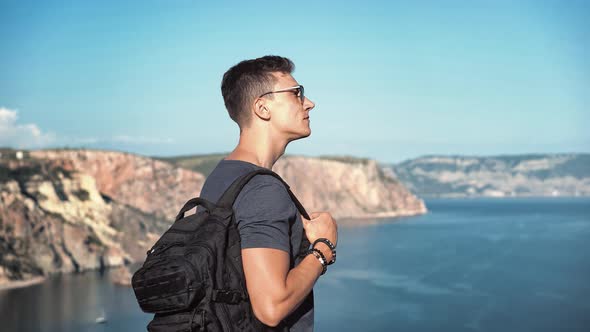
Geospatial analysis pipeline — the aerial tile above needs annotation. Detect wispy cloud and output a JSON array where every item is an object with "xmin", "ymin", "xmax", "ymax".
[
  {"xmin": 0, "ymin": 106, "xmax": 175, "ymax": 151},
  {"xmin": 0, "ymin": 107, "xmax": 56, "ymax": 148}
]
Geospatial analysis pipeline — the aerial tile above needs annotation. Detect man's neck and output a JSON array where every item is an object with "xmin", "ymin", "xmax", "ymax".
[{"xmin": 225, "ymin": 129, "xmax": 287, "ymax": 169}]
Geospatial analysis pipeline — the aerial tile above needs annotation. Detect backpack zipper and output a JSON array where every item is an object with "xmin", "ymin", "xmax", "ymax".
[
  {"xmin": 166, "ymin": 217, "xmax": 228, "ymax": 234},
  {"xmin": 149, "ymin": 241, "xmax": 186, "ymax": 256}
]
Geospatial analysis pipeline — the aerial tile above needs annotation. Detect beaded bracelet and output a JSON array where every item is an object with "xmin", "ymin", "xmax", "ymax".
[
  {"xmin": 311, "ymin": 238, "xmax": 336, "ymax": 265},
  {"xmin": 306, "ymin": 248, "xmax": 327, "ymax": 275}
]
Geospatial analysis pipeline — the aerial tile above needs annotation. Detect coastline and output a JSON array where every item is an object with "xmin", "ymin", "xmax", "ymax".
[
  {"xmin": 338, "ymin": 208, "xmax": 428, "ymax": 227},
  {"xmin": 0, "ymin": 265, "xmax": 137, "ymax": 292},
  {"xmin": 0, "ymin": 276, "xmax": 46, "ymax": 291}
]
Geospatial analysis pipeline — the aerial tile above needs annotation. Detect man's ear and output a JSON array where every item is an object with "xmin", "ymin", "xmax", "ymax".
[{"xmin": 253, "ymin": 98, "xmax": 271, "ymax": 120}]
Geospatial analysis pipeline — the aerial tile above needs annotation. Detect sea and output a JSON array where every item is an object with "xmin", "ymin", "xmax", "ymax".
[{"xmin": 1, "ymin": 198, "xmax": 589, "ymax": 332}]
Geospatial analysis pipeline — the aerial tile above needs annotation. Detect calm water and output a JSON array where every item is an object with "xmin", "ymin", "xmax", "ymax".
[{"xmin": 1, "ymin": 198, "xmax": 589, "ymax": 332}]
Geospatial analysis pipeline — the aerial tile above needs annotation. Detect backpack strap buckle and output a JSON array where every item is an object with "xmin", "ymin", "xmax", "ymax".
[{"xmin": 212, "ymin": 289, "xmax": 248, "ymax": 304}]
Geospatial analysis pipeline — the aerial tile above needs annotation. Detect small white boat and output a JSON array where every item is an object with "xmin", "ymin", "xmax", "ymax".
[{"xmin": 96, "ymin": 309, "xmax": 107, "ymax": 324}]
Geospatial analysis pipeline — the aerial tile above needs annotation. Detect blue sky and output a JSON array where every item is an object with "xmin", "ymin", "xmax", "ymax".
[{"xmin": 1, "ymin": 0, "xmax": 588, "ymax": 163}]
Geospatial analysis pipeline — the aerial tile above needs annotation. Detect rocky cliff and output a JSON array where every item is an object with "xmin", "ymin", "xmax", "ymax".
[
  {"xmin": 30, "ymin": 149, "xmax": 205, "ymax": 219},
  {"xmin": 0, "ymin": 157, "xmax": 169, "ymax": 287},
  {"xmin": 162, "ymin": 153, "xmax": 427, "ymax": 219},
  {"xmin": 1, "ymin": 149, "xmax": 425, "ymax": 287},
  {"xmin": 274, "ymin": 156, "xmax": 426, "ymax": 219},
  {"xmin": 389, "ymin": 154, "xmax": 590, "ymax": 197}
]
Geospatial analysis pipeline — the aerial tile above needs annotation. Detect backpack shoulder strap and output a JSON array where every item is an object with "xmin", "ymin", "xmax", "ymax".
[
  {"xmin": 217, "ymin": 169, "xmax": 310, "ymax": 220},
  {"xmin": 217, "ymin": 168, "xmax": 312, "ymax": 261}
]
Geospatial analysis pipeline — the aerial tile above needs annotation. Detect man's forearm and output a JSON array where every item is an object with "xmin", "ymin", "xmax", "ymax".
[
  {"xmin": 247, "ymin": 245, "xmax": 335, "ymax": 327},
  {"xmin": 272, "ymin": 247, "xmax": 333, "ymax": 323}
]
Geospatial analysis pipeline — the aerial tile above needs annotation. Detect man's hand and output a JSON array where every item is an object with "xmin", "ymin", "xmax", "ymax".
[{"xmin": 302, "ymin": 212, "xmax": 338, "ymax": 261}]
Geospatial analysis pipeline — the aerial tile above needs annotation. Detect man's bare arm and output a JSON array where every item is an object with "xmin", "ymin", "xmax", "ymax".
[
  {"xmin": 242, "ymin": 248, "xmax": 326, "ymax": 326},
  {"xmin": 242, "ymin": 212, "xmax": 337, "ymax": 327}
]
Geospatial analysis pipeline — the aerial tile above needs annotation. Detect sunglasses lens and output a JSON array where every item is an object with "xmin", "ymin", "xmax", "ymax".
[{"xmin": 299, "ymin": 86, "xmax": 305, "ymax": 103}]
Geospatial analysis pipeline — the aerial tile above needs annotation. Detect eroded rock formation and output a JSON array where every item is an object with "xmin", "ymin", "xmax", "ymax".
[
  {"xmin": 275, "ymin": 157, "xmax": 426, "ymax": 219},
  {"xmin": 30, "ymin": 150, "xmax": 205, "ymax": 219},
  {"xmin": 0, "ymin": 157, "xmax": 168, "ymax": 286}
]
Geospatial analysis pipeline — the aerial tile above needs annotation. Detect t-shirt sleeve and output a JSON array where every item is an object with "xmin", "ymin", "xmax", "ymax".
[{"xmin": 234, "ymin": 179, "xmax": 296, "ymax": 253}]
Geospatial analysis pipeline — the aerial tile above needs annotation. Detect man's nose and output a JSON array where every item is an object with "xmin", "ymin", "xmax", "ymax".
[{"xmin": 304, "ymin": 97, "xmax": 315, "ymax": 111}]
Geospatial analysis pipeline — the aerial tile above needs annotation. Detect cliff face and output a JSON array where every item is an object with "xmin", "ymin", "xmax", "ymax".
[
  {"xmin": 30, "ymin": 150, "xmax": 205, "ymax": 219},
  {"xmin": 0, "ymin": 158, "xmax": 169, "ymax": 286},
  {"xmin": 42, "ymin": 150, "xmax": 427, "ymax": 219},
  {"xmin": 160, "ymin": 154, "xmax": 427, "ymax": 219},
  {"xmin": 274, "ymin": 157, "xmax": 426, "ymax": 219},
  {"xmin": 389, "ymin": 154, "xmax": 590, "ymax": 198}
]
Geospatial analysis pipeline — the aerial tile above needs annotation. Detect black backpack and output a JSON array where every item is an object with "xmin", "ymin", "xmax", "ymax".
[{"xmin": 132, "ymin": 169, "xmax": 311, "ymax": 331}]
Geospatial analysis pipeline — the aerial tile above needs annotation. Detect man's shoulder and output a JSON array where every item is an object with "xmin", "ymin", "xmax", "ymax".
[
  {"xmin": 242, "ymin": 173, "xmax": 286, "ymax": 191},
  {"xmin": 208, "ymin": 159, "xmax": 260, "ymax": 180},
  {"xmin": 209, "ymin": 161, "xmax": 284, "ymax": 190},
  {"xmin": 234, "ymin": 171, "xmax": 296, "ymax": 217},
  {"xmin": 203, "ymin": 159, "xmax": 292, "ymax": 207},
  {"xmin": 201, "ymin": 160, "xmax": 259, "ymax": 195},
  {"xmin": 237, "ymin": 174, "xmax": 291, "ymax": 206}
]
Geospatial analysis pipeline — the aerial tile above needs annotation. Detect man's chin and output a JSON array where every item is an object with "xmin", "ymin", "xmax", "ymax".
[
  {"xmin": 298, "ymin": 130, "xmax": 311, "ymax": 139},
  {"xmin": 288, "ymin": 131, "xmax": 311, "ymax": 143}
]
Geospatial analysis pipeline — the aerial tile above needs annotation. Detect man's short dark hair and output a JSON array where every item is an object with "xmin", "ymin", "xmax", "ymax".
[{"xmin": 221, "ymin": 55, "xmax": 294, "ymax": 128}]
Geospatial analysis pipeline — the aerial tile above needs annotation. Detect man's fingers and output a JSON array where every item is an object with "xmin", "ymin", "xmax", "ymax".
[
  {"xmin": 310, "ymin": 212, "xmax": 322, "ymax": 219},
  {"xmin": 301, "ymin": 217, "xmax": 311, "ymax": 231}
]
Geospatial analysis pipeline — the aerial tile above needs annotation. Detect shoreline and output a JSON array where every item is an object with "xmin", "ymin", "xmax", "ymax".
[
  {"xmin": 338, "ymin": 208, "xmax": 428, "ymax": 227},
  {"xmin": 0, "ymin": 276, "xmax": 46, "ymax": 291},
  {"xmin": 0, "ymin": 265, "xmax": 140, "ymax": 292}
]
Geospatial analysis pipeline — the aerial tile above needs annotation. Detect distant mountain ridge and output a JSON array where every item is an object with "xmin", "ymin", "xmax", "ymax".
[{"xmin": 387, "ymin": 153, "xmax": 590, "ymax": 198}]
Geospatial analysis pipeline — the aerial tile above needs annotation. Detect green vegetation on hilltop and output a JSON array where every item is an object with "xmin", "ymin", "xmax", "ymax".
[
  {"xmin": 0, "ymin": 162, "xmax": 72, "ymax": 184},
  {"xmin": 157, "ymin": 153, "xmax": 227, "ymax": 176},
  {"xmin": 316, "ymin": 155, "xmax": 371, "ymax": 165},
  {"xmin": 0, "ymin": 148, "xmax": 32, "ymax": 161},
  {"xmin": 158, "ymin": 153, "xmax": 372, "ymax": 176},
  {"xmin": 3, "ymin": 148, "xmax": 373, "ymax": 178}
]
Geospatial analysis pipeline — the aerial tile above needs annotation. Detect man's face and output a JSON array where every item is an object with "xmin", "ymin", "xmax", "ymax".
[{"xmin": 265, "ymin": 72, "xmax": 315, "ymax": 142}]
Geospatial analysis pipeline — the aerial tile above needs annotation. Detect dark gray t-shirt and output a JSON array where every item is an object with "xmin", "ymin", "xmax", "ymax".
[{"xmin": 199, "ymin": 159, "xmax": 314, "ymax": 331}]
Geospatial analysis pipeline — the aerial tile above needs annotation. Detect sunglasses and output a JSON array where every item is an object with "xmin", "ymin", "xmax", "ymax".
[{"xmin": 258, "ymin": 85, "xmax": 305, "ymax": 104}]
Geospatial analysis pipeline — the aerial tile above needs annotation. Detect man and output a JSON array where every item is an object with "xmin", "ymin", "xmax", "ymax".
[{"xmin": 199, "ymin": 55, "xmax": 338, "ymax": 331}]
